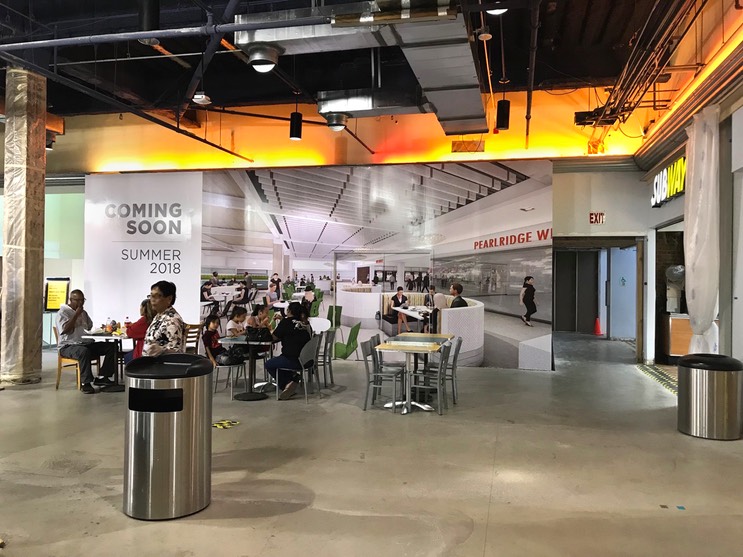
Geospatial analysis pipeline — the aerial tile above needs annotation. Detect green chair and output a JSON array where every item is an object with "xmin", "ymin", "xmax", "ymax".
[
  {"xmin": 327, "ymin": 305, "xmax": 344, "ymax": 342},
  {"xmin": 309, "ymin": 299, "xmax": 320, "ymax": 317},
  {"xmin": 335, "ymin": 322, "xmax": 361, "ymax": 360}
]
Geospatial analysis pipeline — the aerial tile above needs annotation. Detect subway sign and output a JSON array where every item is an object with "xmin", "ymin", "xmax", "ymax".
[{"xmin": 651, "ymin": 156, "xmax": 686, "ymax": 207}]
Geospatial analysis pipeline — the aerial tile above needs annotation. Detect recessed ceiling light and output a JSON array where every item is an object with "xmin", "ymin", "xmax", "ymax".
[{"xmin": 520, "ymin": 207, "xmax": 535, "ymax": 212}]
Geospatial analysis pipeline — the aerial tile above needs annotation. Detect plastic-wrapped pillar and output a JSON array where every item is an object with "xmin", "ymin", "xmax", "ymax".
[
  {"xmin": 0, "ymin": 68, "xmax": 46, "ymax": 383},
  {"xmin": 684, "ymin": 104, "xmax": 720, "ymax": 354}
]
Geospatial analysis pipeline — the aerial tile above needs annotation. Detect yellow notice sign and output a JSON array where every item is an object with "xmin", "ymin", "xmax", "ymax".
[{"xmin": 45, "ymin": 278, "xmax": 70, "ymax": 312}]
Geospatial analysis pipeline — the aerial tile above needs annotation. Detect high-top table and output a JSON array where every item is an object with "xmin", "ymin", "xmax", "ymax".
[{"xmin": 220, "ymin": 335, "xmax": 273, "ymax": 401}]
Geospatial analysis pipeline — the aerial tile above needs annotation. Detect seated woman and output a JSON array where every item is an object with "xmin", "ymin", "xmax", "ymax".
[
  {"xmin": 200, "ymin": 282, "xmax": 220, "ymax": 315},
  {"xmin": 390, "ymin": 286, "xmax": 411, "ymax": 334},
  {"xmin": 202, "ymin": 314, "xmax": 226, "ymax": 361},
  {"xmin": 123, "ymin": 299, "xmax": 155, "ymax": 364},
  {"xmin": 247, "ymin": 304, "xmax": 271, "ymax": 329},
  {"xmin": 221, "ymin": 280, "xmax": 250, "ymax": 317},
  {"xmin": 143, "ymin": 280, "xmax": 185, "ymax": 356},
  {"xmin": 225, "ymin": 307, "xmax": 248, "ymax": 337},
  {"xmin": 265, "ymin": 302, "xmax": 313, "ymax": 400}
]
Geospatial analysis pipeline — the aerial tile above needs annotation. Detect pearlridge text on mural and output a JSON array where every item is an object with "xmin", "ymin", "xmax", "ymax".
[{"xmin": 474, "ymin": 227, "xmax": 552, "ymax": 250}]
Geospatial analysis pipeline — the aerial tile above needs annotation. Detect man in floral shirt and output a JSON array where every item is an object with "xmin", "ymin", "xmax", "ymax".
[{"xmin": 143, "ymin": 280, "xmax": 185, "ymax": 356}]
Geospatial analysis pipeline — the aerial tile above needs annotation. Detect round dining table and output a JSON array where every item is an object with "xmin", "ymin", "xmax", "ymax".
[{"xmin": 309, "ymin": 317, "xmax": 331, "ymax": 333}]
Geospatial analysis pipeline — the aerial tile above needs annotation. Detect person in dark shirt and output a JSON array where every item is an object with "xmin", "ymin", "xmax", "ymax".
[
  {"xmin": 265, "ymin": 302, "xmax": 313, "ymax": 400},
  {"xmin": 520, "ymin": 276, "xmax": 537, "ymax": 326},
  {"xmin": 201, "ymin": 282, "xmax": 220, "ymax": 314},
  {"xmin": 449, "ymin": 283, "xmax": 468, "ymax": 308},
  {"xmin": 202, "ymin": 314, "xmax": 226, "ymax": 360}
]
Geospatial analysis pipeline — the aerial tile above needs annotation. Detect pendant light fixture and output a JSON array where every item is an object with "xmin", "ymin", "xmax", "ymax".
[
  {"xmin": 289, "ymin": 92, "xmax": 302, "ymax": 141},
  {"xmin": 495, "ymin": 14, "xmax": 510, "ymax": 131}
]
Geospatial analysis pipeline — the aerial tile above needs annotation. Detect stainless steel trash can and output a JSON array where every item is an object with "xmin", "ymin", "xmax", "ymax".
[
  {"xmin": 123, "ymin": 353, "xmax": 213, "ymax": 520},
  {"xmin": 677, "ymin": 353, "xmax": 743, "ymax": 440}
]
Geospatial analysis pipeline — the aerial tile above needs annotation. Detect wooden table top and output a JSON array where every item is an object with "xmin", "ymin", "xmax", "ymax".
[{"xmin": 375, "ymin": 342, "xmax": 442, "ymax": 354}]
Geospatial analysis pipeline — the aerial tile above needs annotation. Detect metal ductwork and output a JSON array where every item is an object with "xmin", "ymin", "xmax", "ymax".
[{"xmin": 234, "ymin": 1, "xmax": 488, "ymax": 135}]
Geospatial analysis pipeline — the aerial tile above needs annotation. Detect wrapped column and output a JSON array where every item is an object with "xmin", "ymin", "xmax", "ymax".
[{"xmin": 1, "ymin": 68, "xmax": 46, "ymax": 383}]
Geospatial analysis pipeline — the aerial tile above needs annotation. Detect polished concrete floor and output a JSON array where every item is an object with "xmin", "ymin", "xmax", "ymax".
[{"xmin": 2, "ymin": 334, "xmax": 743, "ymax": 556}]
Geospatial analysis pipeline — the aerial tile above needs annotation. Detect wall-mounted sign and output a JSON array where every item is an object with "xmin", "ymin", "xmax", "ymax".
[
  {"xmin": 589, "ymin": 212, "xmax": 606, "ymax": 225},
  {"xmin": 84, "ymin": 173, "xmax": 202, "ymax": 325},
  {"xmin": 44, "ymin": 277, "xmax": 70, "ymax": 312},
  {"xmin": 651, "ymin": 156, "xmax": 686, "ymax": 207}
]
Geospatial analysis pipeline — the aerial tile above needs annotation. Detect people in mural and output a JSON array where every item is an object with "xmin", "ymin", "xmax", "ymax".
[
  {"xmin": 520, "ymin": 276, "xmax": 537, "ymax": 326},
  {"xmin": 200, "ymin": 282, "xmax": 220, "ymax": 315},
  {"xmin": 449, "ymin": 283, "xmax": 468, "ymax": 308},
  {"xmin": 391, "ymin": 286, "xmax": 412, "ymax": 334}
]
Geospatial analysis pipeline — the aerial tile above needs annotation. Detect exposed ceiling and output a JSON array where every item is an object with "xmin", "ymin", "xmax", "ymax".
[{"xmin": 0, "ymin": 0, "xmax": 656, "ymax": 138}]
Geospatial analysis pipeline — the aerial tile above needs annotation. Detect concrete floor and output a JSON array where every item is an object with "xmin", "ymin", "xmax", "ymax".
[{"xmin": 2, "ymin": 334, "xmax": 743, "ymax": 556}]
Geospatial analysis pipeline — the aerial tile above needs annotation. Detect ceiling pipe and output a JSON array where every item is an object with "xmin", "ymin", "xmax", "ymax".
[
  {"xmin": 0, "ymin": 50, "xmax": 254, "ymax": 163},
  {"xmin": 0, "ymin": 16, "xmax": 331, "ymax": 53},
  {"xmin": 137, "ymin": 0, "xmax": 160, "ymax": 45},
  {"xmin": 177, "ymin": 0, "xmax": 242, "ymax": 118},
  {"xmin": 524, "ymin": 0, "xmax": 540, "ymax": 149}
]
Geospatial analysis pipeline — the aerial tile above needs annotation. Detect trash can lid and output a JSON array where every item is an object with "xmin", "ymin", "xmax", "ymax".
[
  {"xmin": 678, "ymin": 353, "xmax": 743, "ymax": 371},
  {"xmin": 125, "ymin": 353, "xmax": 212, "ymax": 379}
]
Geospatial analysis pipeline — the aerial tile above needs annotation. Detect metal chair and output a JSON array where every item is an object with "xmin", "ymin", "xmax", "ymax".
[
  {"xmin": 360, "ymin": 339, "xmax": 402, "ymax": 411},
  {"xmin": 274, "ymin": 335, "xmax": 322, "ymax": 403},
  {"xmin": 53, "ymin": 326, "xmax": 100, "ymax": 390},
  {"xmin": 371, "ymin": 333, "xmax": 405, "ymax": 373},
  {"xmin": 204, "ymin": 344, "xmax": 245, "ymax": 399},
  {"xmin": 317, "ymin": 328, "xmax": 336, "ymax": 387},
  {"xmin": 425, "ymin": 336, "xmax": 463, "ymax": 404},
  {"xmin": 411, "ymin": 341, "xmax": 452, "ymax": 415}
]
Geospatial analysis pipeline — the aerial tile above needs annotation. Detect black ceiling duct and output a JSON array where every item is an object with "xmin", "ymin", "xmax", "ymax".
[{"xmin": 138, "ymin": 0, "xmax": 160, "ymax": 46}]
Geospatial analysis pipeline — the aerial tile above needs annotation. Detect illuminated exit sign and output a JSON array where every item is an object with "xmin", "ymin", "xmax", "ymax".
[{"xmin": 589, "ymin": 212, "xmax": 606, "ymax": 225}]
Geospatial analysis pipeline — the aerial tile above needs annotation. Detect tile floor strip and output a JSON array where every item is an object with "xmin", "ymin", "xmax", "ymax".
[{"xmin": 636, "ymin": 364, "xmax": 678, "ymax": 395}]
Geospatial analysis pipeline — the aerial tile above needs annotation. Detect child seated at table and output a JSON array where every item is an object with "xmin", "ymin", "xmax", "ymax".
[
  {"xmin": 226, "ymin": 306, "xmax": 248, "ymax": 337},
  {"xmin": 202, "ymin": 315, "xmax": 226, "ymax": 360},
  {"xmin": 247, "ymin": 304, "xmax": 271, "ymax": 329}
]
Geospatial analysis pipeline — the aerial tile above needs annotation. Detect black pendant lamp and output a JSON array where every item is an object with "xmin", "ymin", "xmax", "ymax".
[{"xmin": 289, "ymin": 110, "xmax": 302, "ymax": 141}]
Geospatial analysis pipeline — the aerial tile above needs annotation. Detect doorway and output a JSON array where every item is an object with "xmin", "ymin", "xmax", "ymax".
[{"xmin": 553, "ymin": 237, "xmax": 644, "ymax": 362}]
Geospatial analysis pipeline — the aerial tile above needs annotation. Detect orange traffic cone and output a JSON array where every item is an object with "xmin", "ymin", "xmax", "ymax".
[{"xmin": 594, "ymin": 317, "xmax": 602, "ymax": 336}]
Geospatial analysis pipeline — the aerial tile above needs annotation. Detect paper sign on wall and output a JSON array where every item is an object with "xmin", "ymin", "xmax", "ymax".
[{"xmin": 84, "ymin": 173, "xmax": 202, "ymax": 325}]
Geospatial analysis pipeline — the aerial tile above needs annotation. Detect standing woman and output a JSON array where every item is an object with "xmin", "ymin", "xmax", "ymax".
[
  {"xmin": 143, "ymin": 280, "xmax": 185, "ymax": 356},
  {"xmin": 520, "ymin": 276, "xmax": 537, "ymax": 327}
]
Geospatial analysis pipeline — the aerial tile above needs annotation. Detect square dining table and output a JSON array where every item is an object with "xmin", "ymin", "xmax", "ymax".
[{"xmin": 375, "ymin": 332, "xmax": 453, "ymax": 414}]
